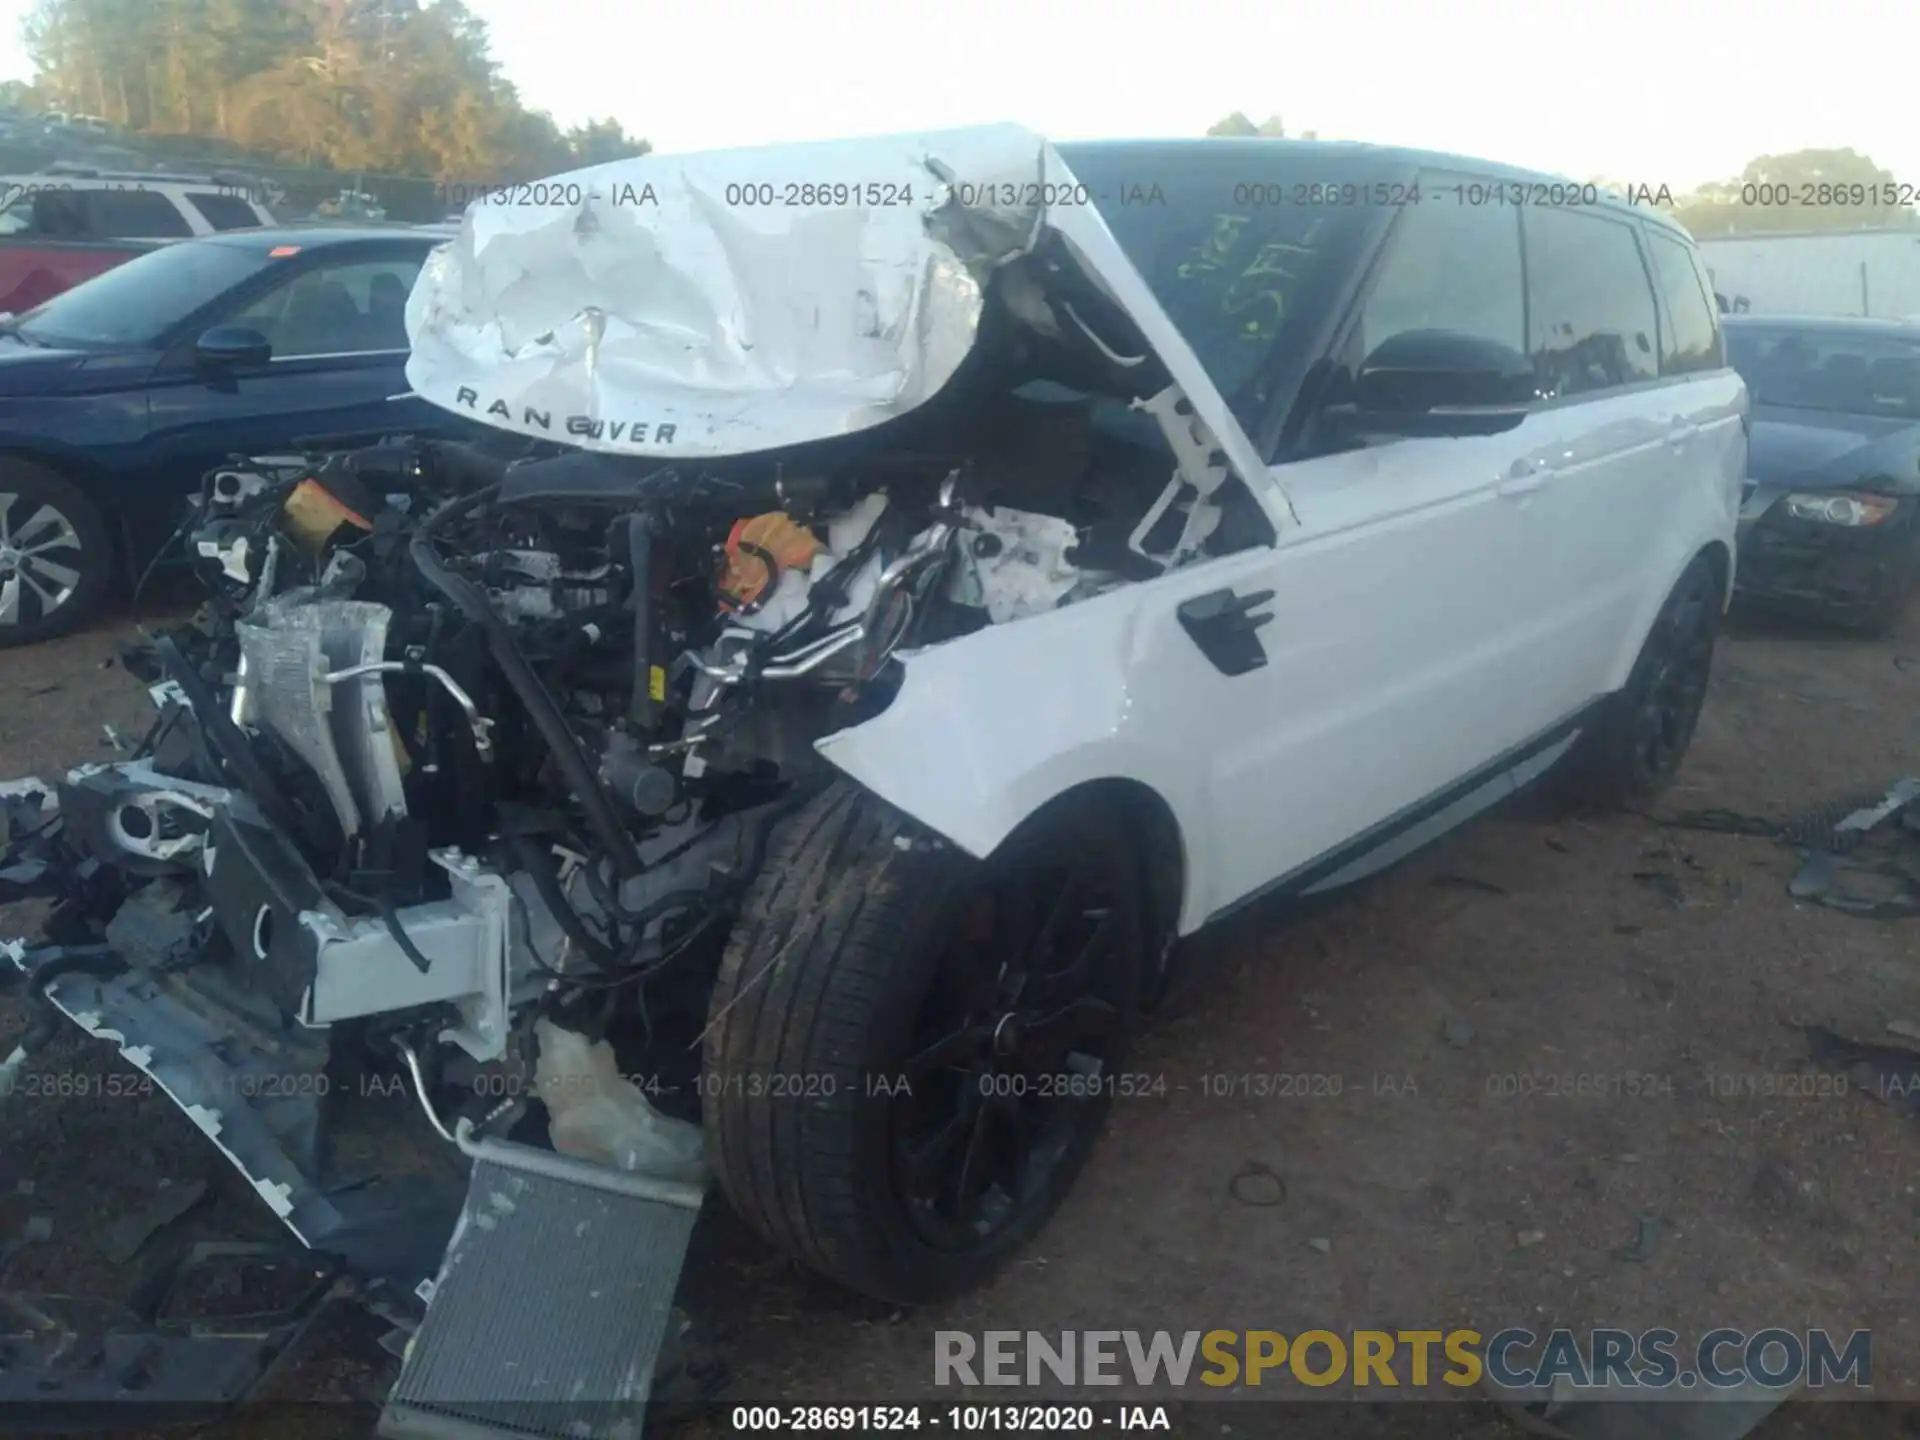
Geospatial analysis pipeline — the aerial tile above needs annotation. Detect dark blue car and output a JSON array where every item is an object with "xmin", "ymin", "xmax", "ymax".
[
  {"xmin": 1726, "ymin": 315, "xmax": 1920, "ymax": 633},
  {"xmin": 0, "ymin": 224, "xmax": 459, "ymax": 646}
]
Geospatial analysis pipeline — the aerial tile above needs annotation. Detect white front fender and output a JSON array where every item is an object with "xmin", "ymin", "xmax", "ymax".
[{"xmin": 813, "ymin": 587, "xmax": 1213, "ymax": 931}]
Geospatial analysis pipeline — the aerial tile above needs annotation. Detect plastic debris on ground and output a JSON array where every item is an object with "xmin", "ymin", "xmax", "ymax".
[
  {"xmin": 1668, "ymin": 776, "xmax": 1920, "ymax": 918},
  {"xmin": 98, "ymin": 1178, "xmax": 209, "ymax": 1264},
  {"xmin": 1612, "ymin": 1213, "xmax": 1662, "ymax": 1263},
  {"xmin": 1802, "ymin": 1025, "xmax": 1920, "ymax": 1118}
]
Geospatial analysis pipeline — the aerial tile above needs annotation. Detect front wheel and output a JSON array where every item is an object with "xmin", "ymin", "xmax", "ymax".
[
  {"xmin": 1563, "ymin": 553, "xmax": 1722, "ymax": 807},
  {"xmin": 703, "ymin": 782, "xmax": 1146, "ymax": 1304},
  {"xmin": 0, "ymin": 461, "xmax": 112, "ymax": 648}
]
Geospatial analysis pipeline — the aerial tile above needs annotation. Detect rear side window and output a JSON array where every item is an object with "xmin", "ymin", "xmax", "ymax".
[
  {"xmin": 0, "ymin": 186, "xmax": 88, "ymax": 238},
  {"xmin": 226, "ymin": 254, "xmax": 425, "ymax": 356},
  {"xmin": 1522, "ymin": 208, "xmax": 1659, "ymax": 398},
  {"xmin": 1357, "ymin": 185, "xmax": 1524, "ymax": 355},
  {"xmin": 185, "ymin": 191, "xmax": 262, "ymax": 232},
  {"xmin": 1646, "ymin": 230, "xmax": 1723, "ymax": 375},
  {"xmin": 86, "ymin": 188, "xmax": 192, "ymax": 238}
]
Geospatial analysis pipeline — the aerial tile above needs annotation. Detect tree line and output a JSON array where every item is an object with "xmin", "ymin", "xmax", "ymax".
[{"xmin": 17, "ymin": 0, "xmax": 648, "ymax": 182}]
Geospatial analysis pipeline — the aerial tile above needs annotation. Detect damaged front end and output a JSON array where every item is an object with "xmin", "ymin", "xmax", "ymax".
[{"xmin": 0, "ymin": 125, "xmax": 1286, "ymax": 1432}]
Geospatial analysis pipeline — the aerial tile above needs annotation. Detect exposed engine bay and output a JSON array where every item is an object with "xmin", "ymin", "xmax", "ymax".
[
  {"xmin": 1, "ymin": 342, "xmax": 1272, "ymax": 1239},
  {"xmin": 0, "ymin": 122, "xmax": 1302, "ymax": 1425}
]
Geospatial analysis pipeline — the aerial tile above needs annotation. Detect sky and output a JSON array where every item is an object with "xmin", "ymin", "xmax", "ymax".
[{"xmin": 0, "ymin": 0, "xmax": 1911, "ymax": 193}]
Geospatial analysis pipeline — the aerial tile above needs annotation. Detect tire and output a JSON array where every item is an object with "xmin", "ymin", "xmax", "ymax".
[
  {"xmin": 703, "ymin": 781, "xmax": 1147, "ymax": 1304},
  {"xmin": 1562, "ymin": 554, "xmax": 1721, "ymax": 807},
  {"xmin": 0, "ymin": 460, "xmax": 112, "ymax": 648}
]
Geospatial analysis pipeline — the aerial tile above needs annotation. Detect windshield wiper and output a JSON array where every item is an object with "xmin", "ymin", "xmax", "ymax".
[{"xmin": 0, "ymin": 317, "xmax": 47, "ymax": 347}]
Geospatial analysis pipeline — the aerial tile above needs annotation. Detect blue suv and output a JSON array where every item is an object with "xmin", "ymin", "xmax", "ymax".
[{"xmin": 0, "ymin": 225, "xmax": 460, "ymax": 646}]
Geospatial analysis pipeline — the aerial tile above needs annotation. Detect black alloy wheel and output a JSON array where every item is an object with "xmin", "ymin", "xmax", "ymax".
[
  {"xmin": 1626, "ymin": 572, "xmax": 1718, "ymax": 788},
  {"xmin": 703, "ymin": 782, "xmax": 1149, "ymax": 1303},
  {"xmin": 890, "ymin": 843, "xmax": 1132, "ymax": 1253},
  {"xmin": 1565, "ymin": 553, "xmax": 1722, "ymax": 805}
]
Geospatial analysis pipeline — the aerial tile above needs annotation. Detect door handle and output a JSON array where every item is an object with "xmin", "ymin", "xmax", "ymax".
[
  {"xmin": 1668, "ymin": 418, "xmax": 1699, "ymax": 449},
  {"xmin": 1497, "ymin": 458, "xmax": 1548, "ymax": 498},
  {"xmin": 1177, "ymin": 587, "xmax": 1276, "ymax": 677}
]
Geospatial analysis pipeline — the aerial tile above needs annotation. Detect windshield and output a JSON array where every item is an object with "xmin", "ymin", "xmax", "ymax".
[
  {"xmin": 15, "ymin": 240, "xmax": 273, "ymax": 348},
  {"xmin": 1056, "ymin": 143, "xmax": 1383, "ymax": 431},
  {"xmin": 1726, "ymin": 326, "xmax": 1920, "ymax": 420}
]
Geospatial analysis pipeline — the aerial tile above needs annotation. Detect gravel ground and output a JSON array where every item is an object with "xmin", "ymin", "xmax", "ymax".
[{"xmin": 3, "ymin": 591, "xmax": 1919, "ymax": 1440}]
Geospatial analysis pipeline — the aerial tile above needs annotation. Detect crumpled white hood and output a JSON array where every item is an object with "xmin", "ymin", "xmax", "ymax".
[{"xmin": 405, "ymin": 124, "xmax": 1064, "ymax": 458}]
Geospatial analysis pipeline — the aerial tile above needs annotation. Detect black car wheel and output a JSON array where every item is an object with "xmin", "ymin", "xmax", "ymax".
[
  {"xmin": 0, "ymin": 461, "xmax": 111, "ymax": 648},
  {"xmin": 1564, "ymin": 553, "xmax": 1722, "ymax": 806},
  {"xmin": 704, "ymin": 781, "xmax": 1147, "ymax": 1304}
]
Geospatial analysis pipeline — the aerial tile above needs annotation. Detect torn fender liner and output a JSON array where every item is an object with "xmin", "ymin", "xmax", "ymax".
[{"xmin": 403, "ymin": 123, "xmax": 1281, "ymax": 507}]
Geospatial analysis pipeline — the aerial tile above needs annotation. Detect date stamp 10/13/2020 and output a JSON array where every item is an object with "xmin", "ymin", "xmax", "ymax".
[
  {"xmin": 432, "ymin": 174, "xmax": 1920, "ymax": 216},
  {"xmin": 430, "ymin": 178, "xmax": 1174, "ymax": 210}
]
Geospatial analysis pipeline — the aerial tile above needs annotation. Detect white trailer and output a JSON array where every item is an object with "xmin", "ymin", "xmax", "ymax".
[{"xmin": 1696, "ymin": 229, "xmax": 1920, "ymax": 320}]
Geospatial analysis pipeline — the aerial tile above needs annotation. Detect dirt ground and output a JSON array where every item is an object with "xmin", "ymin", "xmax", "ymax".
[{"xmin": 4, "ymin": 587, "xmax": 1920, "ymax": 1440}]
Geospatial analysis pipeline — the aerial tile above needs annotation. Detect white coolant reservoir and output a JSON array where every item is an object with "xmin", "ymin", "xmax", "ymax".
[{"xmin": 532, "ymin": 1018, "xmax": 707, "ymax": 1186}]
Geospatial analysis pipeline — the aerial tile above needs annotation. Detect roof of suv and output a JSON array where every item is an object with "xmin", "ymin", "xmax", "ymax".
[
  {"xmin": 198, "ymin": 223, "xmax": 457, "ymax": 249},
  {"xmin": 1054, "ymin": 137, "xmax": 1692, "ymax": 237},
  {"xmin": 1722, "ymin": 315, "xmax": 1920, "ymax": 340}
]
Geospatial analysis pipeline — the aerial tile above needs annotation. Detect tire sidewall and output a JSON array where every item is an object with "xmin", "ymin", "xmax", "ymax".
[
  {"xmin": 1617, "ymin": 556, "xmax": 1722, "ymax": 797},
  {"xmin": 843, "ymin": 803, "xmax": 1148, "ymax": 1302}
]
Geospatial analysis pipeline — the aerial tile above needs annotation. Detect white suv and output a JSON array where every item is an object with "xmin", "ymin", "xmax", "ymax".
[
  {"xmin": 1, "ymin": 129, "xmax": 1746, "ymax": 1318},
  {"xmin": 414, "ymin": 129, "xmax": 1747, "ymax": 1298},
  {"xmin": 0, "ymin": 169, "xmax": 276, "ymax": 241}
]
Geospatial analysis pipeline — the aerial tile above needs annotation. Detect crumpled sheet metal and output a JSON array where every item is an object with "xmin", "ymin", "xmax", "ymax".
[
  {"xmin": 403, "ymin": 125, "xmax": 1283, "ymax": 512},
  {"xmin": 405, "ymin": 124, "xmax": 1053, "ymax": 458}
]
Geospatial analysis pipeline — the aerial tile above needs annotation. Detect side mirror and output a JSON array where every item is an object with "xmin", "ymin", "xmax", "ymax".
[
  {"xmin": 195, "ymin": 325, "xmax": 271, "ymax": 371},
  {"xmin": 1332, "ymin": 329, "xmax": 1537, "ymax": 437}
]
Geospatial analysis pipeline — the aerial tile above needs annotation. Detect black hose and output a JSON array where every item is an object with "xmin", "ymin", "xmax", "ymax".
[
  {"xmin": 432, "ymin": 441, "xmax": 520, "ymax": 493},
  {"xmin": 409, "ymin": 527, "xmax": 644, "ymax": 877},
  {"xmin": 130, "ymin": 513, "xmax": 191, "ymax": 637},
  {"xmin": 626, "ymin": 511, "xmax": 660, "ymax": 733},
  {"xmin": 717, "ymin": 540, "xmax": 781, "ymax": 618},
  {"xmin": 418, "ymin": 480, "xmax": 502, "ymax": 537},
  {"xmin": 506, "ymin": 834, "xmax": 616, "ymax": 966},
  {"xmin": 601, "ymin": 789, "xmax": 812, "ymax": 969},
  {"xmin": 562, "ymin": 907, "xmax": 724, "ymax": 995},
  {"xmin": 375, "ymin": 898, "xmax": 435, "ymax": 976},
  {"xmin": 760, "ymin": 518, "xmax": 891, "ymax": 654}
]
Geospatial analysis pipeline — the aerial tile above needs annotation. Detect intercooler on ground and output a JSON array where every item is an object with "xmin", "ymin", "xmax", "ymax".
[{"xmin": 379, "ymin": 1129, "xmax": 707, "ymax": 1440}]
